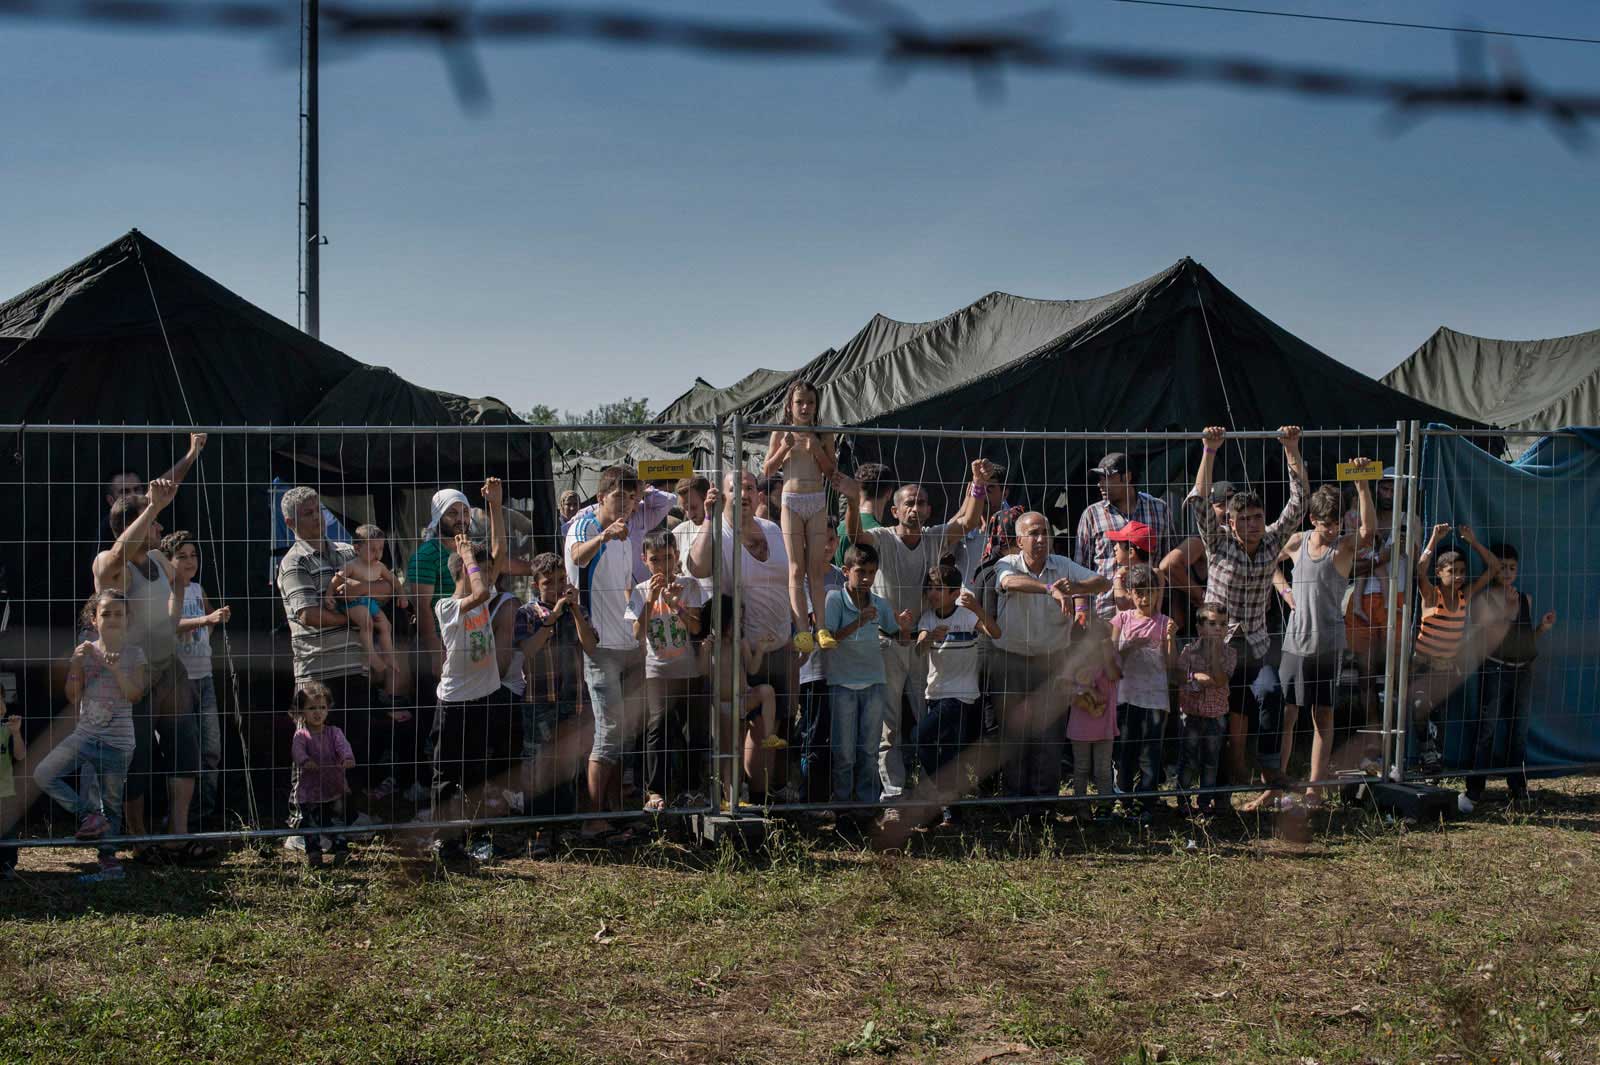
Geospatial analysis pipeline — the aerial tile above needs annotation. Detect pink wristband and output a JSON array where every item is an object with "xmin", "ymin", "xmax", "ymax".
[
  {"xmin": 970, "ymin": 484, "xmax": 985, "ymax": 499},
  {"xmin": 467, "ymin": 565, "xmax": 482, "ymax": 575},
  {"xmin": 1203, "ymin": 446, "xmax": 1218, "ymax": 454}
]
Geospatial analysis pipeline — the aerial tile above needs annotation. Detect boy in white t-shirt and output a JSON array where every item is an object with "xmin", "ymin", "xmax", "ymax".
[
  {"xmin": 910, "ymin": 563, "xmax": 1000, "ymax": 828},
  {"xmin": 625, "ymin": 530, "xmax": 708, "ymax": 812},
  {"xmin": 431, "ymin": 478, "xmax": 505, "ymax": 861}
]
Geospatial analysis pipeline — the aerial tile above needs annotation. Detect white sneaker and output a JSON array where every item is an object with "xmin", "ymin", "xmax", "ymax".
[
  {"xmin": 1457, "ymin": 793, "xmax": 1475, "ymax": 815},
  {"xmin": 284, "ymin": 834, "xmax": 306, "ymax": 852}
]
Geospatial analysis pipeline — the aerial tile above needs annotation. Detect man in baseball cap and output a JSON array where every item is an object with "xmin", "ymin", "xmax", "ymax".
[{"xmin": 1075, "ymin": 451, "xmax": 1175, "ymax": 619}]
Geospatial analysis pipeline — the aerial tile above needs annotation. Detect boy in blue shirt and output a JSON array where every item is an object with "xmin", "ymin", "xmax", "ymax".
[{"xmin": 824, "ymin": 543, "xmax": 913, "ymax": 808}]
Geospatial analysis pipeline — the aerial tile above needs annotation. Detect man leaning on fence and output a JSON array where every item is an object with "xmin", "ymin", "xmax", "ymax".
[
  {"xmin": 990, "ymin": 511, "xmax": 1108, "ymax": 806},
  {"xmin": 1186, "ymin": 425, "xmax": 1307, "ymax": 799},
  {"xmin": 277, "ymin": 486, "xmax": 415, "ymax": 826}
]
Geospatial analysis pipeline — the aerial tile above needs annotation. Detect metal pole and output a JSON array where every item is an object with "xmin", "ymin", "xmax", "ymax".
[
  {"xmin": 1377, "ymin": 421, "xmax": 1407, "ymax": 773},
  {"xmin": 729, "ymin": 416, "xmax": 744, "ymax": 816},
  {"xmin": 708, "ymin": 420, "xmax": 724, "ymax": 814},
  {"xmin": 1390, "ymin": 420, "xmax": 1425, "ymax": 776},
  {"xmin": 298, "ymin": 0, "xmax": 320, "ymax": 338}
]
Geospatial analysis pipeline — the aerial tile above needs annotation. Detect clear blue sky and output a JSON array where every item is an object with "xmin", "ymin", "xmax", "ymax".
[{"xmin": 3, "ymin": 1, "xmax": 1596, "ymax": 416}]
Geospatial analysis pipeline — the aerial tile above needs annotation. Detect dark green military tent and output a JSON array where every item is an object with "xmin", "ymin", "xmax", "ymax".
[
  {"xmin": 0, "ymin": 230, "xmax": 554, "ymax": 701},
  {"xmin": 600, "ymin": 258, "xmax": 1470, "ymax": 515},
  {"xmin": 1382, "ymin": 325, "xmax": 1600, "ymax": 452}
]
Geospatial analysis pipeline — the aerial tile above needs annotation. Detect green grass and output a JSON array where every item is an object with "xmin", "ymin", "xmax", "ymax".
[{"xmin": 3, "ymin": 779, "xmax": 1598, "ymax": 1064}]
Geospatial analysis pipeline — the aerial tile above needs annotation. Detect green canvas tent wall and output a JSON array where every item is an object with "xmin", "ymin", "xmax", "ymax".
[
  {"xmin": 596, "ymin": 258, "xmax": 1470, "ymax": 516},
  {"xmin": 0, "ymin": 229, "xmax": 555, "ymax": 678},
  {"xmin": 1382, "ymin": 326, "xmax": 1600, "ymax": 452}
]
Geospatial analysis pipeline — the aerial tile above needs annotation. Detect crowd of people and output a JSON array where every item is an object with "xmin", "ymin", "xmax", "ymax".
[{"xmin": 0, "ymin": 398, "xmax": 1564, "ymax": 880}]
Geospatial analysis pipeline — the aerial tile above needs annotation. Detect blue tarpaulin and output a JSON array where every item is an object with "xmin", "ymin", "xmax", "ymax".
[{"xmin": 1419, "ymin": 426, "xmax": 1600, "ymax": 770}]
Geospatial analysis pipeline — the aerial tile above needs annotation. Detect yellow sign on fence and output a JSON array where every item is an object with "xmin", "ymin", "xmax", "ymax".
[
  {"xmin": 638, "ymin": 458, "xmax": 695, "ymax": 482},
  {"xmin": 1336, "ymin": 461, "xmax": 1383, "ymax": 482}
]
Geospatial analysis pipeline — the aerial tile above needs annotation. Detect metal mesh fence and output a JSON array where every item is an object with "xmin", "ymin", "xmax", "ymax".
[{"xmin": 0, "ymin": 418, "xmax": 1593, "ymax": 868}]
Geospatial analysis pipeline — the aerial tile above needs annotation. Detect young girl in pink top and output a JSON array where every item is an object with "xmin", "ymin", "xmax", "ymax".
[{"xmin": 289, "ymin": 681, "xmax": 355, "ymax": 868}]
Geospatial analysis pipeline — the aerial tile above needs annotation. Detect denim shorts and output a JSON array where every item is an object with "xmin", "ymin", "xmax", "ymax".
[{"xmin": 583, "ymin": 647, "xmax": 644, "ymax": 766}]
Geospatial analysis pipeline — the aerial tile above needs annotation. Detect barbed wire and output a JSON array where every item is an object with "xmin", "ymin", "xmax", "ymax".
[{"xmin": 4, "ymin": 1, "xmax": 1597, "ymax": 145}]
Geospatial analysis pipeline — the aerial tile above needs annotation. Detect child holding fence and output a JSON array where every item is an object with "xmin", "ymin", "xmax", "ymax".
[
  {"xmin": 162, "ymin": 531, "xmax": 230, "ymax": 830},
  {"xmin": 289, "ymin": 680, "xmax": 355, "ymax": 868},
  {"xmin": 626, "ymin": 530, "xmax": 708, "ymax": 813},
  {"xmin": 1463, "ymin": 543, "xmax": 1557, "ymax": 810},
  {"xmin": 762, "ymin": 380, "xmax": 837, "ymax": 654},
  {"xmin": 516, "ymin": 552, "xmax": 597, "ymax": 857},
  {"xmin": 1176, "ymin": 603, "xmax": 1236, "ymax": 818},
  {"xmin": 35, "ymin": 590, "xmax": 147, "ymax": 883},
  {"xmin": 1111, "ymin": 563, "xmax": 1176, "ymax": 818},
  {"xmin": 911, "ymin": 564, "xmax": 1000, "ymax": 828},
  {"xmin": 1410, "ymin": 523, "xmax": 1500, "ymax": 776}
]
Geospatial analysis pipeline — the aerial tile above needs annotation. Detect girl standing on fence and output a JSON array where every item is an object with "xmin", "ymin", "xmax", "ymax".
[
  {"xmin": 289, "ymin": 680, "xmax": 355, "ymax": 868},
  {"xmin": 762, "ymin": 380, "xmax": 837, "ymax": 654},
  {"xmin": 35, "ymin": 590, "xmax": 148, "ymax": 883}
]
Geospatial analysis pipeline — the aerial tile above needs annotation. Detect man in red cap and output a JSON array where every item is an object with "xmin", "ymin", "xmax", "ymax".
[{"xmin": 1075, "ymin": 451, "xmax": 1174, "ymax": 620}]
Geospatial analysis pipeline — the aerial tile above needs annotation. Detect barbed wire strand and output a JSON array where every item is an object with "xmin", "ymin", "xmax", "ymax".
[{"xmin": 2, "ymin": 2, "xmax": 1597, "ymax": 145}]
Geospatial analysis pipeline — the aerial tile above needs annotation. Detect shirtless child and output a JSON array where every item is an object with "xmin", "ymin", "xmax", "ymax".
[
  {"xmin": 328, "ymin": 524, "xmax": 407, "ymax": 693},
  {"xmin": 763, "ymin": 379, "xmax": 837, "ymax": 654}
]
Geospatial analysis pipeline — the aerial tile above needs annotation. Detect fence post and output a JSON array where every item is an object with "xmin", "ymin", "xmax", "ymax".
[
  {"xmin": 729, "ymin": 415, "xmax": 744, "ymax": 816},
  {"xmin": 1388, "ymin": 420, "xmax": 1425, "ymax": 776},
  {"xmin": 708, "ymin": 419, "xmax": 725, "ymax": 816},
  {"xmin": 1377, "ymin": 421, "xmax": 1407, "ymax": 775}
]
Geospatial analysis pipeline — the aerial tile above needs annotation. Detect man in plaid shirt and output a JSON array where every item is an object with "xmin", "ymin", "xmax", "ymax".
[
  {"xmin": 1187, "ymin": 425, "xmax": 1307, "ymax": 798},
  {"xmin": 1075, "ymin": 451, "xmax": 1175, "ymax": 619}
]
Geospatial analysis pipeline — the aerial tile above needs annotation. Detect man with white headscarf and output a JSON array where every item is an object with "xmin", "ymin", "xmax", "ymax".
[{"xmin": 407, "ymin": 489, "xmax": 475, "ymax": 679}]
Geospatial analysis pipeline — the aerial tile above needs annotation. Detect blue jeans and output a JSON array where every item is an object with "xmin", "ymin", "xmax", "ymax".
[
  {"xmin": 523, "ymin": 700, "xmax": 580, "ymax": 817},
  {"xmin": 912, "ymin": 697, "xmax": 980, "ymax": 788},
  {"xmin": 830, "ymin": 684, "xmax": 887, "ymax": 803},
  {"xmin": 191, "ymin": 675, "xmax": 222, "ymax": 821},
  {"xmin": 1177, "ymin": 714, "xmax": 1226, "ymax": 809},
  {"xmin": 1115, "ymin": 703, "xmax": 1168, "ymax": 809},
  {"xmin": 798, "ymin": 680, "xmax": 832, "ymax": 804},
  {"xmin": 1468, "ymin": 663, "xmax": 1533, "ymax": 799},
  {"xmin": 34, "ymin": 732, "xmax": 130, "ymax": 857}
]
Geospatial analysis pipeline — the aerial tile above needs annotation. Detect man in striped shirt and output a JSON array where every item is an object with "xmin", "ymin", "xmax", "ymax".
[{"xmin": 1187, "ymin": 425, "xmax": 1307, "ymax": 793}]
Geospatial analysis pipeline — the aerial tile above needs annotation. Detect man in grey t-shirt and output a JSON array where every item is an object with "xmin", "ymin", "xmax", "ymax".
[{"xmin": 838, "ymin": 461, "xmax": 990, "ymax": 802}]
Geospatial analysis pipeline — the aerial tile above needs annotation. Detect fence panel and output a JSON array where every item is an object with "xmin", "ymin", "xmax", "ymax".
[
  {"xmin": 1400, "ymin": 426, "xmax": 1600, "ymax": 805},
  {"xmin": 733, "ymin": 419, "xmax": 1410, "ymax": 825},
  {"xmin": 13, "ymin": 418, "xmax": 1593, "ymax": 865},
  {"xmin": 0, "ymin": 423, "xmax": 724, "ymax": 866}
]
